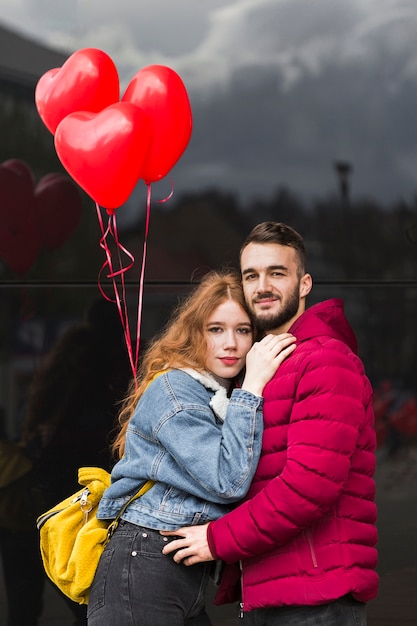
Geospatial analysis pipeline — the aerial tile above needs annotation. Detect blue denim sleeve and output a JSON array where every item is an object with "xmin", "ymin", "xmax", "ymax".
[
  {"xmin": 125, "ymin": 373, "xmax": 264, "ymax": 503},
  {"xmin": 156, "ymin": 388, "xmax": 263, "ymax": 502}
]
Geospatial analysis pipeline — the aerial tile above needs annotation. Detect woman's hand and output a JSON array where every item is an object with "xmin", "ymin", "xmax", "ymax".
[
  {"xmin": 241, "ymin": 333, "xmax": 296, "ymax": 396},
  {"xmin": 161, "ymin": 524, "xmax": 213, "ymax": 565}
]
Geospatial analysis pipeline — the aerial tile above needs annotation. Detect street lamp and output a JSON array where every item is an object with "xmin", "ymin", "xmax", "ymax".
[{"xmin": 334, "ymin": 160, "xmax": 353, "ymax": 205}]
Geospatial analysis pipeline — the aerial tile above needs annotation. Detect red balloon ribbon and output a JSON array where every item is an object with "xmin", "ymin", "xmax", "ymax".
[
  {"xmin": 96, "ymin": 205, "xmax": 135, "ymax": 378},
  {"xmin": 134, "ymin": 184, "xmax": 152, "ymax": 373},
  {"xmin": 95, "ymin": 187, "xmax": 153, "ymax": 380}
]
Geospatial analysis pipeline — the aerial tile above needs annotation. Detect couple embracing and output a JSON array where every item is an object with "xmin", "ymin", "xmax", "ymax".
[{"xmin": 88, "ymin": 222, "xmax": 378, "ymax": 626}]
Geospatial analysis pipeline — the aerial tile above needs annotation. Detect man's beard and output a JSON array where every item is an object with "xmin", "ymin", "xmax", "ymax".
[{"xmin": 251, "ymin": 285, "xmax": 300, "ymax": 333}]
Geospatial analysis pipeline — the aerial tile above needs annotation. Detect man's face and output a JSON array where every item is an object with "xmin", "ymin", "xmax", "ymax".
[{"xmin": 240, "ymin": 242, "xmax": 311, "ymax": 333}]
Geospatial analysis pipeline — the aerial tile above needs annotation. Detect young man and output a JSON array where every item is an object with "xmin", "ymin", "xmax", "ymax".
[{"xmin": 163, "ymin": 222, "xmax": 378, "ymax": 625}]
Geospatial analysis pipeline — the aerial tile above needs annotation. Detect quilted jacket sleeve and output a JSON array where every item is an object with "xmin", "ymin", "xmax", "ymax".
[{"xmin": 207, "ymin": 340, "xmax": 375, "ymax": 563}]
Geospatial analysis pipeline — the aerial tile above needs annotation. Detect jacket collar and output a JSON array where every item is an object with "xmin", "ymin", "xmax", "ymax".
[{"xmin": 180, "ymin": 368, "xmax": 230, "ymax": 422}]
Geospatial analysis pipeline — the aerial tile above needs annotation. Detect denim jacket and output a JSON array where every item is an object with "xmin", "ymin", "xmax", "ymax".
[{"xmin": 97, "ymin": 368, "xmax": 264, "ymax": 530}]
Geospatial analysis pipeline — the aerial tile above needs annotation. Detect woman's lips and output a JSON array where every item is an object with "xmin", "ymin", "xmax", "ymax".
[{"xmin": 220, "ymin": 357, "xmax": 239, "ymax": 365}]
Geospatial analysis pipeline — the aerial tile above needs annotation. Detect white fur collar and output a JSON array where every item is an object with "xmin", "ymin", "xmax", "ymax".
[{"xmin": 180, "ymin": 368, "xmax": 230, "ymax": 422}]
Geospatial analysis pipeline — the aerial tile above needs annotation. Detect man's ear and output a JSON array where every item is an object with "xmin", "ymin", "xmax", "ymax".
[{"xmin": 300, "ymin": 273, "xmax": 313, "ymax": 299}]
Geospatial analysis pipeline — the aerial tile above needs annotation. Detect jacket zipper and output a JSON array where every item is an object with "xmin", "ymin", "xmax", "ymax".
[
  {"xmin": 305, "ymin": 529, "xmax": 318, "ymax": 568},
  {"xmin": 238, "ymin": 560, "xmax": 244, "ymax": 618},
  {"xmin": 36, "ymin": 489, "xmax": 88, "ymax": 529},
  {"xmin": 237, "ymin": 533, "xmax": 317, "ymax": 619}
]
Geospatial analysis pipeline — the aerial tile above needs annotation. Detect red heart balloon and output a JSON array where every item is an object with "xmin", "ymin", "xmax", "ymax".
[
  {"xmin": 35, "ymin": 174, "xmax": 83, "ymax": 250},
  {"xmin": 35, "ymin": 48, "xmax": 120, "ymax": 135},
  {"xmin": 122, "ymin": 65, "xmax": 192, "ymax": 183},
  {"xmin": 54, "ymin": 102, "xmax": 153, "ymax": 210}
]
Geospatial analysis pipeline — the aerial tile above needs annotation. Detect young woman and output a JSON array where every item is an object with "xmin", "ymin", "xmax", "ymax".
[{"xmin": 87, "ymin": 270, "xmax": 296, "ymax": 626}]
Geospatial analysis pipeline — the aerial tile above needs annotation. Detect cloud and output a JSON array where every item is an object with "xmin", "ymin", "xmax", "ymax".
[
  {"xmin": 2, "ymin": 0, "xmax": 417, "ymax": 204},
  {"xmin": 179, "ymin": 0, "xmax": 417, "ymax": 93},
  {"xmin": 4, "ymin": 0, "xmax": 417, "ymax": 93},
  {"xmin": 169, "ymin": 0, "xmax": 417, "ymax": 203}
]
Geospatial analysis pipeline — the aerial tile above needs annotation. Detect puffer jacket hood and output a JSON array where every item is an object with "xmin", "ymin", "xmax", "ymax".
[{"xmin": 290, "ymin": 298, "xmax": 358, "ymax": 354}]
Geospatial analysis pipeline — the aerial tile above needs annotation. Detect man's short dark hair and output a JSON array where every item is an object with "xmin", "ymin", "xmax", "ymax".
[{"xmin": 240, "ymin": 222, "xmax": 306, "ymax": 276}]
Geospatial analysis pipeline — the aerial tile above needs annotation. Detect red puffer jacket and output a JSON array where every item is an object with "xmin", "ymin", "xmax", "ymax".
[{"xmin": 208, "ymin": 299, "xmax": 378, "ymax": 611}]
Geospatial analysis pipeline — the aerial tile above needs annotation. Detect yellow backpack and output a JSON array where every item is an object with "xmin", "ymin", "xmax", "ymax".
[{"xmin": 37, "ymin": 466, "xmax": 153, "ymax": 604}]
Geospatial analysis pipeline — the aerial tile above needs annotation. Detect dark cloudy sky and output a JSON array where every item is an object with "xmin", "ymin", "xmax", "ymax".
[{"xmin": 1, "ymin": 0, "xmax": 417, "ymax": 207}]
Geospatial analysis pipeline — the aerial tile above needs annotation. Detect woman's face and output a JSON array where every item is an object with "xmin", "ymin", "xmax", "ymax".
[{"xmin": 204, "ymin": 299, "xmax": 253, "ymax": 379}]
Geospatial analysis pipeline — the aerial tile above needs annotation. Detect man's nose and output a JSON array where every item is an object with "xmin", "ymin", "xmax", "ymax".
[{"xmin": 256, "ymin": 274, "xmax": 270, "ymax": 292}]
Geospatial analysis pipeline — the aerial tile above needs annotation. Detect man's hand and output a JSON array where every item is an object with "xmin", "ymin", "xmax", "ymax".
[{"xmin": 161, "ymin": 523, "xmax": 214, "ymax": 565}]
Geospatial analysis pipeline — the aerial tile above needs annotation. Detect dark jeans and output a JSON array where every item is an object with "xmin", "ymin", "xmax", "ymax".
[
  {"xmin": 240, "ymin": 594, "xmax": 367, "ymax": 626},
  {"xmin": 87, "ymin": 520, "xmax": 212, "ymax": 626}
]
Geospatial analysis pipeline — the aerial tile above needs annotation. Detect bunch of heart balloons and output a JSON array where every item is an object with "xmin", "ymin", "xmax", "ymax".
[
  {"xmin": 35, "ymin": 48, "xmax": 193, "ymax": 212},
  {"xmin": 0, "ymin": 159, "xmax": 83, "ymax": 275}
]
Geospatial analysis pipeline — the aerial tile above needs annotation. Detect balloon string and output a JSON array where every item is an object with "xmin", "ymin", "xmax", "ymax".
[
  {"xmin": 109, "ymin": 213, "xmax": 135, "ymax": 376},
  {"xmin": 155, "ymin": 179, "xmax": 174, "ymax": 205},
  {"xmin": 100, "ymin": 216, "xmax": 136, "ymax": 379},
  {"xmin": 105, "ymin": 215, "xmax": 135, "ymax": 278},
  {"xmin": 95, "ymin": 203, "xmax": 136, "ymax": 379},
  {"xmin": 134, "ymin": 184, "xmax": 152, "ymax": 373}
]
